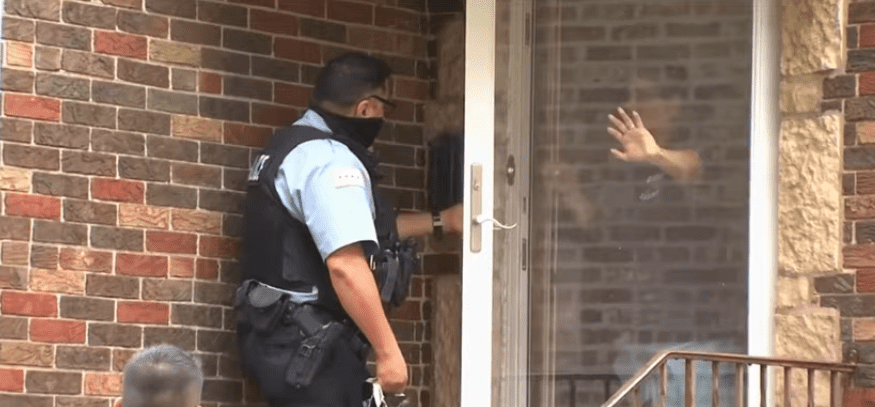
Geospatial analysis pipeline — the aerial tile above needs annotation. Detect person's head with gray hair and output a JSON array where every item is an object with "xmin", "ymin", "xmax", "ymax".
[{"xmin": 117, "ymin": 344, "xmax": 203, "ymax": 407}]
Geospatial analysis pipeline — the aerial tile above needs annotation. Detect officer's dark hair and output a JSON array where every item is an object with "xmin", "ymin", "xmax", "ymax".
[
  {"xmin": 121, "ymin": 344, "xmax": 203, "ymax": 407},
  {"xmin": 312, "ymin": 52, "xmax": 392, "ymax": 110}
]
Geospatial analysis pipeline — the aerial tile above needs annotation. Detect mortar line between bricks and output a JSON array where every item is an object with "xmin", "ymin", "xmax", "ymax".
[
  {"xmin": 257, "ymin": 18, "xmax": 428, "ymax": 38},
  {"xmin": 169, "ymin": 3, "xmax": 430, "ymax": 34},
  {"xmin": 165, "ymin": 64, "xmax": 426, "ymax": 82},
  {"xmin": 142, "ymin": 26, "xmax": 432, "ymax": 59}
]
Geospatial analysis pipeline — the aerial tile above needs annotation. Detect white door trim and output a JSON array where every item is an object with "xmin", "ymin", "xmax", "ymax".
[
  {"xmin": 461, "ymin": 1, "xmax": 496, "ymax": 407},
  {"xmin": 748, "ymin": 0, "xmax": 780, "ymax": 405}
]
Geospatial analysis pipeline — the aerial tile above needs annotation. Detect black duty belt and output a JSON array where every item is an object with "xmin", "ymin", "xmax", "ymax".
[{"xmin": 236, "ymin": 279, "xmax": 369, "ymax": 360}]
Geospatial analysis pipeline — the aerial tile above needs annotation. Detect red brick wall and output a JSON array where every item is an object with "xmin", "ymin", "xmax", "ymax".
[
  {"xmin": 0, "ymin": 0, "xmax": 435, "ymax": 406},
  {"xmin": 827, "ymin": 0, "xmax": 875, "ymax": 399}
]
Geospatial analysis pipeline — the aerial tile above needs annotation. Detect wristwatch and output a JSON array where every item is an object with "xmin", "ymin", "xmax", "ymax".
[{"xmin": 431, "ymin": 211, "xmax": 443, "ymax": 239}]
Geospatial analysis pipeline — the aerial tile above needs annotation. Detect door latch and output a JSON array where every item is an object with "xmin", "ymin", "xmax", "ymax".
[{"xmin": 507, "ymin": 155, "xmax": 516, "ymax": 185}]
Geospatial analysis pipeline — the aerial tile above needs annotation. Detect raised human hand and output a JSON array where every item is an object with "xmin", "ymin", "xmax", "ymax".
[{"xmin": 607, "ymin": 107, "xmax": 662, "ymax": 163}]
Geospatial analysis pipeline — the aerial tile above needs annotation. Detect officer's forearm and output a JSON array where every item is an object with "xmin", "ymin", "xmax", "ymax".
[
  {"xmin": 397, "ymin": 206, "xmax": 462, "ymax": 239},
  {"xmin": 396, "ymin": 212, "xmax": 431, "ymax": 240},
  {"xmin": 326, "ymin": 244, "xmax": 403, "ymax": 362}
]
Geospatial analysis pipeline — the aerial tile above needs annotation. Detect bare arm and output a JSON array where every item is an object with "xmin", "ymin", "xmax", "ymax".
[
  {"xmin": 396, "ymin": 204, "xmax": 463, "ymax": 240},
  {"xmin": 646, "ymin": 148, "xmax": 702, "ymax": 184},
  {"xmin": 326, "ymin": 244, "xmax": 407, "ymax": 392},
  {"xmin": 395, "ymin": 212, "xmax": 431, "ymax": 239},
  {"xmin": 541, "ymin": 162, "xmax": 602, "ymax": 225}
]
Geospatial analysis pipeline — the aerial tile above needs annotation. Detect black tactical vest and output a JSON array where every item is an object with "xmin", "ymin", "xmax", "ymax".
[{"xmin": 241, "ymin": 124, "xmax": 397, "ymax": 317}]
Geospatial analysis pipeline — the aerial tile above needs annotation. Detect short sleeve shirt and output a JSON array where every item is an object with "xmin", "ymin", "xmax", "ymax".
[{"xmin": 273, "ymin": 110, "xmax": 378, "ymax": 261}]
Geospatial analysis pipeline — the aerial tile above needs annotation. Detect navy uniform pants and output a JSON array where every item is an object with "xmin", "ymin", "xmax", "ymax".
[{"xmin": 238, "ymin": 322, "xmax": 370, "ymax": 407}]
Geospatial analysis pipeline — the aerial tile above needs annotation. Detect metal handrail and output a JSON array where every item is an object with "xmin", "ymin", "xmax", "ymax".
[{"xmin": 600, "ymin": 351, "xmax": 856, "ymax": 407}]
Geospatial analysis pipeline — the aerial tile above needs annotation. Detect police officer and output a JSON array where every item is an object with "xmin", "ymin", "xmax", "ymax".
[{"xmin": 237, "ymin": 52, "xmax": 462, "ymax": 407}]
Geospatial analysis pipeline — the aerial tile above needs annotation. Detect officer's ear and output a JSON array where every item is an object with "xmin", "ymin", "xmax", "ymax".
[
  {"xmin": 113, "ymin": 400, "xmax": 122, "ymax": 407},
  {"xmin": 354, "ymin": 98, "xmax": 373, "ymax": 118}
]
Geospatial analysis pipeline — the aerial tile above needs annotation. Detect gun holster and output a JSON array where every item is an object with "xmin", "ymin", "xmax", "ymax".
[
  {"xmin": 236, "ymin": 280, "xmax": 370, "ymax": 391},
  {"xmin": 373, "ymin": 238, "xmax": 419, "ymax": 308},
  {"xmin": 285, "ymin": 315, "xmax": 346, "ymax": 388}
]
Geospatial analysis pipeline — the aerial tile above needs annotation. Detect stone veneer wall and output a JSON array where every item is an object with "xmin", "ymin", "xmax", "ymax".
[
  {"xmin": 777, "ymin": 0, "xmax": 845, "ymax": 406},
  {"xmin": 0, "ymin": 1, "xmax": 440, "ymax": 406}
]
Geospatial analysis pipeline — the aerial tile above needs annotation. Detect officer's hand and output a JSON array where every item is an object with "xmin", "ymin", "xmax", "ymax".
[
  {"xmin": 441, "ymin": 204, "xmax": 463, "ymax": 234},
  {"xmin": 376, "ymin": 349, "xmax": 408, "ymax": 393}
]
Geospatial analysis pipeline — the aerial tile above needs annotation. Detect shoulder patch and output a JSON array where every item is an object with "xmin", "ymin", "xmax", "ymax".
[{"xmin": 332, "ymin": 167, "xmax": 366, "ymax": 189}]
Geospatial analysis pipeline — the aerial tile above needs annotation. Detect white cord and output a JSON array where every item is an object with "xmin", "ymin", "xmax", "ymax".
[{"xmin": 474, "ymin": 214, "xmax": 518, "ymax": 230}]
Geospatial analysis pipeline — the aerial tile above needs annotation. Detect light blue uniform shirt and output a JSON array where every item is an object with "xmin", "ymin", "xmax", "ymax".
[{"xmin": 273, "ymin": 110, "xmax": 378, "ymax": 260}]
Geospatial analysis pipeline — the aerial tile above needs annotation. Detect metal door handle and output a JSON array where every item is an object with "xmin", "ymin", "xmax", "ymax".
[
  {"xmin": 471, "ymin": 163, "xmax": 482, "ymax": 252},
  {"xmin": 474, "ymin": 214, "xmax": 517, "ymax": 230}
]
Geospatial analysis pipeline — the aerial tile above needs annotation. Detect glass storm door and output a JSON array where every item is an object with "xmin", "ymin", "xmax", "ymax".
[{"xmin": 460, "ymin": 1, "xmax": 777, "ymax": 406}]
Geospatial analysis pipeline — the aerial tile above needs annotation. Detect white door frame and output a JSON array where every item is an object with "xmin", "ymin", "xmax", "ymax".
[
  {"xmin": 461, "ymin": 1, "xmax": 497, "ymax": 407},
  {"xmin": 748, "ymin": 0, "xmax": 781, "ymax": 405}
]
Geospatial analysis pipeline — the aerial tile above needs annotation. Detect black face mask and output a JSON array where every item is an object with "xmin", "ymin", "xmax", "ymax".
[{"xmin": 310, "ymin": 105, "xmax": 384, "ymax": 148}]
